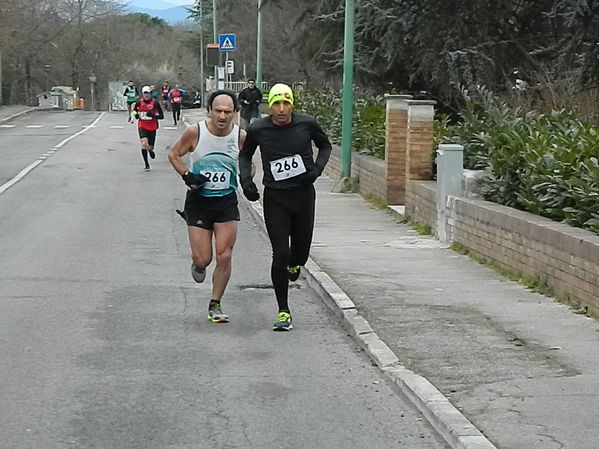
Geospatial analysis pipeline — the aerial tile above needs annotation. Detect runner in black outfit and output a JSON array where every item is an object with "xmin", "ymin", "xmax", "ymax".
[{"xmin": 239, "ymin": 83, "xmax": 332, "ymax": 331}]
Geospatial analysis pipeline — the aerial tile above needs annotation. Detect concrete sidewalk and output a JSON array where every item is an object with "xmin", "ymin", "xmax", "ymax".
[
  {"xmin": 0, "ymin": 105, "xmax": 35, "ymax": 122},
  {"xmin": 298, "ymin": 179, "xmax": 599, "ymax": 449},
  {"xmin": 176, "ymin": 106, "xmax": 599, "ymax": 449},
  {"xmin": 242, "ymin": 172, "xmax": 599, "ymax": 448}
]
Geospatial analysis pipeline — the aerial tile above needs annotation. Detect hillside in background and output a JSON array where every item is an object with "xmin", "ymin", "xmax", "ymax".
[{"xmin": 127, "ymin": 0, "xmax": 193, "ymax": 24}]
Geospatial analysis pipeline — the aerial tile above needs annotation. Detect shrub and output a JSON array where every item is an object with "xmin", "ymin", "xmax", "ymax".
[
  {"xmin": 296, "ymin": 89, "xmax": 386, "ymax": 158},
  {"xmin": 441, "ymin": 86, "xmax": 599, "ymax": 235}
]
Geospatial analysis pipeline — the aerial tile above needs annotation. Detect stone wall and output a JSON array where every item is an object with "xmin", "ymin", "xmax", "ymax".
[
  {"xmin": 405, "ymin": 180, "xmax": 599, "ymax": 317},
  {"xmin": 405, "ymin": 180, "xmax": 437, "ymax": 233},
  {"xmin": 323, "ymin": 144, "xmax": 386, "ymax": 199},
  {"xmin": 322, "ymin": 94, "xmax": 599, "ymax": 317}
]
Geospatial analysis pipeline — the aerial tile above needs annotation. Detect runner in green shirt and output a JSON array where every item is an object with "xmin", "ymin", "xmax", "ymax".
[{"xmin": 123, "ymin": 80, "xmax": 139, "ymax": 123}]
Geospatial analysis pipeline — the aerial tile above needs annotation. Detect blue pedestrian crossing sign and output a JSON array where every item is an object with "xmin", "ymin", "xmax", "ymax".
[{"xmin": 218, "ymin": 34, "xmax": 236, "ymax": 52}]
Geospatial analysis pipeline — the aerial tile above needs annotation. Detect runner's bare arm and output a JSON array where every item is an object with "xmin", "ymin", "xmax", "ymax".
[
  {"xmin": 168, "ymin": 125, "xmax": 199, "ymax": 176},
  {"xmin": 238, "ymin": 129, "xmax": 246, "ymax": 149}
]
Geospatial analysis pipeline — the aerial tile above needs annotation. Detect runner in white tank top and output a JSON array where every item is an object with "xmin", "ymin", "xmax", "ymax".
[
  {"xmin": 167, "ymin": 90, "xmax": 246, "ymax": 323},
  {"xmin": 188, "ymin": 120, "xmax": 240, "ymax": 198}
]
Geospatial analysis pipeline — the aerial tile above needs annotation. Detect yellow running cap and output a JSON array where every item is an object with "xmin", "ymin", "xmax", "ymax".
[{"xmin": 268, "ymin": 83, "xmax": 294, "ymax": 108}]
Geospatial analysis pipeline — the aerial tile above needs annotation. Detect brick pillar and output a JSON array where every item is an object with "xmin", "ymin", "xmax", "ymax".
[
  {"xmin": 406, "ymin": 100, "xmax": 436, "ymax": 181},
  {"xmin": 384, "ymin": 94, "xmax": 412, "ymax": 205}
]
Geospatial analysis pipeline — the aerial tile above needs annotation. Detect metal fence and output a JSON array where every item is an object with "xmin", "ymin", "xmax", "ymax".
[{"xmin": 224, "ymin": 81, "xmax": 304, "ymax": 93}]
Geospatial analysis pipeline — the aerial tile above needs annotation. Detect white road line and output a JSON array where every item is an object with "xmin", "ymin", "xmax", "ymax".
[
  {"xmin": 0, "ymin": 124, "xmax": 15, "ymax": 128},
  {"xmin": 55, "ymin": 113, "xmax": 104, "ymax": 149},
  {"xmin": 26, "ymin": 125, "xmax": 43, "ymax": 128},
  {"xmin": 0, "ymin": 160, "xmax": 44, "ymax": 195},
  {"xmin": 55, "ymin": 125, "xmax": 70, "ymax": 129},
  {"xmin": 109, "ymin": 125, "xmax": 124, "ymax": 129},
  {"xmin": 0, "ymin": 112, "xmax": 106, "ymax": 196}
]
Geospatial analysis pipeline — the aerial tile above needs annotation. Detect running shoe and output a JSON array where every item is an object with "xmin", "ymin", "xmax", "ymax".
[
  {"xmin": 288, "ymin": 265, "xmax": 301, "ymax": 282},
  {"xmin": 144, "ymin": 166, "xmax": 151, "ymax": 172},
  {"xmin": 149, "ymin": 150, "xmax": 156, "ymax": 159},
  {"xmin": 273, "ymin": 312, "xmax": 293, "ymax": 331},
  {"xmin": 207, "ymin": 302, "xmax": 229, "ymax": 323},
  {"xmin": 191, "ymin": 262, "xmax": 206, "ymax": 283}
]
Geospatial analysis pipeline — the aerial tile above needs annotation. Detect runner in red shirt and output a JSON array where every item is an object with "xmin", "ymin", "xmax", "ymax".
[
  {"xmin": 168, "ymin": 84, "xmax": 187, "ymax": 126},
  {"xmin": 132, "ymin": 85, "xmax": 164, "ymax": 171}
]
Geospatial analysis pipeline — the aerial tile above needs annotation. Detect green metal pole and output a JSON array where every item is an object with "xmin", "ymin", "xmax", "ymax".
[
  {"xmin": 256, "ymin": 0, "xmax": 263, "ymax": 90},
  {"xmin": 340, "ymin": 0, "xmax": 355, "ymax": 178},
  {"xmin": 199, "ymin": 0, "xmax": 205, "ymax": 103},
  {"xmin": 213, "ymin": 0, "xmax": 218, "ymax": 82}
]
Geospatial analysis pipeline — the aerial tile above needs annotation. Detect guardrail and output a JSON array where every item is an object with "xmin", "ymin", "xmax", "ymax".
[{"xmin": 224, "ymin": 81, "xmax": 304, "ymax": 93}]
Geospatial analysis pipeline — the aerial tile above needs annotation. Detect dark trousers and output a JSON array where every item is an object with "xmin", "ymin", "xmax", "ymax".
[
  {"xmin": 171, "ymin": 104, "xmax": 181, "ymax": 123},
  {"xmin": 263, "ymin": 185, "xmax": 316, "ymax": 312}
]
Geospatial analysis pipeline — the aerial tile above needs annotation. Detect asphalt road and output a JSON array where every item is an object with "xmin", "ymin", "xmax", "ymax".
[{"xmin": 0, "ymin": 111, "xmax": 449, "ymax": 449}]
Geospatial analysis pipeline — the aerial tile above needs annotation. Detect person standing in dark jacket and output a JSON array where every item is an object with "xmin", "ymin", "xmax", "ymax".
[
  {"xmin": 238, "ymin": 83, "xmax": 332, "ymax": 331},
  {"xmin": 237, "ymin": 79, "xmax": 262, "ymax": 130}
]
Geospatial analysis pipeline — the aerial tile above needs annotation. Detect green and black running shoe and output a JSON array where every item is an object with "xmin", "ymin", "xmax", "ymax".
[
  {"xmin": 273, "ymin": 312, "xmax": 293, "ymax": 331},
  {"xmin": 207, "ymin": 301, "xmax": 229, "ymax": 323},
  {"xmin": 287, "ymin": 265, "xmax": 301, "ymax": 282}
]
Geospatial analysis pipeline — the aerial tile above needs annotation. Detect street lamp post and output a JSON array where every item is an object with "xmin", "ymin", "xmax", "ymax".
[
  {"xmin": 213, "ymin": 0, "xmax": 218, "ymax": 82},
  {"xmin": 199, "ymin": 0, "xmax": 205, "ymax": 106},
  {"xmin": 256, "ymin": 0, "xmax": 263, "ymax": 89},
  {"xmin": 0, "ymin": 49, "xmax": 3, "ymax": 105},
  {"xmin": 340, "ymin": 0, "xmax": 355, "ymax": 179},
  {"xmin": 44, "ymin": 64, "xmax": 51, "ymax": 92},
  {"xmin": 89, "ymin": 74, "xmax": 96, "ymax": 111}
]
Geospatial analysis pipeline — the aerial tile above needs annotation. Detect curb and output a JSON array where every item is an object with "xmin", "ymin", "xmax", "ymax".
[{"xmin": 242, "ymin": 196, "xmax": 497, "ymax": 449}]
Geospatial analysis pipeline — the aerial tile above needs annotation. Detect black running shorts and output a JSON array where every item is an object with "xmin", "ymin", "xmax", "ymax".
[
  {"xmin": 138, "ymin": 128, "xmax": 156, "ymax": 146},
  {"xmin": 183, "ymin": 191, "xmax": 240, "ymax": 230}
]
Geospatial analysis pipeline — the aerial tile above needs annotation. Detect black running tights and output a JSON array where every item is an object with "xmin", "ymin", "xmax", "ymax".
[
  {"xmin": 263, "ymin": 185, "xmax": 316, "ymax": 313},
  {"xmin": 172, "ymin": 104, "xmax": 181, "ymax": 122}
]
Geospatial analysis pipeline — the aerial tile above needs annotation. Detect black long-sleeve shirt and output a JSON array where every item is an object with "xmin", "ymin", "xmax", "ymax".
[
  {"xmin": 237, "ymin": 87, "xmax": 262, "ymax": 118},
  {"xmin": 239, "ymin": 112, "xmax": 332, "ymax": 190}
]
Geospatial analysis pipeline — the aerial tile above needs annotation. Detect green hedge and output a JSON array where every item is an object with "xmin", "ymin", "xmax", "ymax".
[
  {"xmin": 441, "ymin": 86, "xmax": 599, "ymax": 235},
  {"xmin": 294, "ymin": 86, "xmax": 598, "ymax": 235},
  {"xmin": 295, "ymin": 89, "xmax": 386, "ymax": 159}
]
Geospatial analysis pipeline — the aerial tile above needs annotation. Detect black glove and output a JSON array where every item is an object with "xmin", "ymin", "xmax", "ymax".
[
  {"xmin": 241, "ymin": 181, "xmax": 260, "ymax": 202},
  {"xmin": 145, "ymin": 111, "xmax": 155, "ymax": 118},
  {"xmin": 182, "ymin": 171, "xmax": 208, "ymax": 189}
]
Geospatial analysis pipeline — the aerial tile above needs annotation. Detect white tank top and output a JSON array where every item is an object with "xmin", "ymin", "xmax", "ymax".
[{"xmin": 188, "ymin": 120, "xmax": 239, "ymax": 197}]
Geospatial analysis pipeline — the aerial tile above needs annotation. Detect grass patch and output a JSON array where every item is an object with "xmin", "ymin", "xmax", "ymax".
[
  {"xmin": 450, "ymin": 242, "xmax": 597, "ymax": 319},
  {"xmin": 449, "ymin": 243, "xmax": 557, "ymax": 295},
  {"xmin": 360, "ymin": 195, "xmax": 433, "ymax": 236},
  {"xmin": 362, "ymin": 194, "xmax": 388, "ymax": 210},
  {"xmin": 410, "ymin": 223, "xmax": 433, "ymax": 235}
]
